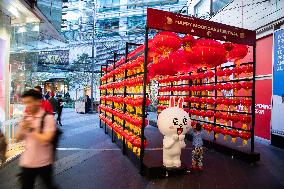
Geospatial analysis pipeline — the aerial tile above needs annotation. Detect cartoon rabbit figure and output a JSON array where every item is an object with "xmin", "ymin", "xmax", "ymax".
[{"xmin": 157, "ymin": 97, "xmax": 191, "ymax": 168}]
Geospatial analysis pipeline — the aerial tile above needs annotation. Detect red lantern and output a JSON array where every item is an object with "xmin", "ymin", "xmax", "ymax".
[
  {"xmin": 242, "ymin": 82, "xmax": 253, "ymax": 90},
  {"xmin": 191, "ymin": 39, "xmax": 226, "ymax": 69},
  {"xmin": 203, "ymin": 124, "xmax": 213, "ymax": 134},
  {"xmin": 205, "ymin": 70, "xmax": 215, "ymax": 79},
  {"xmin": 205, "ymin": 111, "xmax": 214, "ymax": 118},
  {"xmin": 230, "ymin": 114, "xmax": 240, "ymax": 123},
  {"xmin": 232, "ymin": 83, "xmax": 242, "ymax": 94},
  {"xmin": 229, "ymin": 129, "xmax": 239, "ymax": 143},
  {"xmin": 220, "ymin": 128, "xmax": 229, "ymax": 141},
  {"xmin": 223, "ymin": 83, "xmax": 233, "ymax": 91},
  {"xmin": 182, "ymin": 34, "xmax": 195, "ymax": 51},
  {"xmin": 213, "ymin": 126, "xmax": 221, "ymax": 138},
  {"xmin": 224, "ymin": 43, "xmax": 248, "ymax": 66},
  {"xmin": 153, "ymin": 31, "xmax": 182, "ymax": 57},
  {"xmin": 215, "ymin": 83, "xmax": 223, "ymax": 91},
  {"xmin": 169, "ymin": 49, "xmax": 193, "ymax": 74},
  {"xmin": 239, "ymin": 132, "xmax": 251, "ymax": 145},
  {"xmin": 223, "ymin": 69, "xmax": 233, "ymax": 79},
  {"xmin": 215, "ymin": 112, "xmax": 223, "ymax": 122}
]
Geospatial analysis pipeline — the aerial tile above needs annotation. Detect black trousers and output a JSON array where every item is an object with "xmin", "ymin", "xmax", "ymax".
[
  {"xmin": 20, "ymin": 164, "xmax": 58, "ymax": 189},
  {"xmin": 57, "ymin": 109, "xmax": 62, "ymax": 124}
]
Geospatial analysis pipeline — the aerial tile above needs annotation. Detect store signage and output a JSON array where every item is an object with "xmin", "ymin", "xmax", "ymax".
[
  {"xmin": 272, "ymin": 28, "xmax": 284, "ymax": 137},
  {"xmin": 38, "ymin": 50, "xmax": 69, "ymax": 65},
  {"xmin": 146, "ymin": 8, "xmax": 256, "ymax": 46}
]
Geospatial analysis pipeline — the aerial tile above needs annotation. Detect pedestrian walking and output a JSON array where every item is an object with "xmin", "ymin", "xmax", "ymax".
[
  {"xmin": 57, "ymin": 95, "xmax": 63, "ymax": 126},
  {"xmin": 15, "ymin": 89, "xmax": 58, "ymax": 189}
]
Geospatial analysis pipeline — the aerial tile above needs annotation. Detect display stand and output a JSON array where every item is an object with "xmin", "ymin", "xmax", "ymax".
[
  {"xmin": 99, "ymin": 42, "xmax": 150, "ymax": 172},
  {"xmin": 99, "ymin": 8, "xmax": 259, "ymax": 178}
]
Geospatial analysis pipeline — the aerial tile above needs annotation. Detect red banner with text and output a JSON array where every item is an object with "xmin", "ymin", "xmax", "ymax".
[{"xmin": 147, "ymin": 8, "xmax": 256, "ymax": 45}]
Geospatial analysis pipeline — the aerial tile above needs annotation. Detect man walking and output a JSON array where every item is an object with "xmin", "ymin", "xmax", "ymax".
[
  {"xmin": 57, "ymin": 95, "xmax": 63, "ymax": 126},
  {"xmin": 16, "ymin": 89, "xmax": 58, "ymax": 189}
]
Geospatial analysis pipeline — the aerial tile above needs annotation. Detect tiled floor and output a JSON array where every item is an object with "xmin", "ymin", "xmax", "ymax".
[{"xmin": 0, "ymin": 109, "xmax": 284, "ymax": 189}]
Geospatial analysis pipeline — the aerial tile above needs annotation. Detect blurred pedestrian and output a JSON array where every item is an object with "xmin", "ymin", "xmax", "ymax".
[
  {"xmin": 15, "ymin": 89, "xmax": 58, "ymax": 189},
  {"xmin": 34, "ymin": 86, "xmax": 54, "ymax": 114},
  {"xmin": 0, "ymin": 130, "xmax": 7, "ymax": 164},
  {"xmin": 57, "ymin": 95, "xmax": 63, "ymax": 126},
  {"xmin": 48, "ymin": 92, "xmax": 58, "ymax": 115}
]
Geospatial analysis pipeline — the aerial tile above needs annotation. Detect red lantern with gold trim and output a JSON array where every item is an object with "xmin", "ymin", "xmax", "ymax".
[{"xmin": 153, "ymin": 31, "xmax": 182, "ymax": 57}]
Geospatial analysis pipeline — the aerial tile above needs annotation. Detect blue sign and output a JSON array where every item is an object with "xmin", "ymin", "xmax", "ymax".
[
  {"xmin": 272, "ymin": 28, "xmax": 284, "ymax": 137},
  {"xmin": 273, "ymin": 29, "xmax": 284, "ymax": 96}
]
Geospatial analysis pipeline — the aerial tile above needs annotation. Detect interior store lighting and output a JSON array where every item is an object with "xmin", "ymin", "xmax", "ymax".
[{"xmin": 8, "ymin": 6, "xmax": 20, "ymax": 18}]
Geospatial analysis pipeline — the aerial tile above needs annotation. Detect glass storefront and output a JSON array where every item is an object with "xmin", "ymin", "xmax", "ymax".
[{"xmin": 0, "ymin": 11, "xmax": 11, "ymax": 122}]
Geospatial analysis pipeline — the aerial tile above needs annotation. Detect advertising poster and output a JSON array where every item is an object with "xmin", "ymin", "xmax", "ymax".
[
  {"xmin": 255, "ymin": 79, "xmax": 272, "ymax": 140},
  {"xmin": 271, "ymin": 28, "xmax": 284, "ymax": 137}
]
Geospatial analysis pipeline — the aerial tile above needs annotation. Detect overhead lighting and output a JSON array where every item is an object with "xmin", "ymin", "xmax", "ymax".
[
  {"xmin": 17, "ymin": 26, "xmax": 27, "ymax": 33},
  {"xmin": 8, "ymin": 6, "xmax": 20, "ymax": 18},
  {"xmin": 32, "ymin": 25, "xmax": 40, "ymax": 32}
]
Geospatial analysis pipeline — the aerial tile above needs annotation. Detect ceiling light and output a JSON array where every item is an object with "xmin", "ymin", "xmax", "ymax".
[{"xmin": 8, "ymin": 6, "xmax": 20, "ymax": 18}]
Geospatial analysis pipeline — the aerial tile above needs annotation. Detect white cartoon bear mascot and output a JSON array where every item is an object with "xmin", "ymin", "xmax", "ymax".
[{"xmin": 157, "ymin": 97, "xmax": 191, "ymax": 168}]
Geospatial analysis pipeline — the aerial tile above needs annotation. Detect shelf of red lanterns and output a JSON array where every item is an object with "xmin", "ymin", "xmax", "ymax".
[
  {"xmin": 99, "ymin": 105, "xmax": 148, "ymax": 128},
  {"xmin": 100, "ymin": 96, "xmax": 151, "ymax": 107},
  {"xmin": 99, "ymin": 114, "xmax": 148, "ymax": 154}
]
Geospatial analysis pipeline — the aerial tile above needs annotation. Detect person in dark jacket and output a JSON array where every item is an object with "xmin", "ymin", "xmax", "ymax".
[
  {"xmin": 56, "ymin": 95, "xmax": 63, "ymax": 126},
  {"xmin": 48, "ymin": 92, "xmax": 58, "ymax": 115}
]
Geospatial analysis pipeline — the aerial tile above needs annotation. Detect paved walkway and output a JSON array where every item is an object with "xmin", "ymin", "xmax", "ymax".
[{"xmin": 0, "ymin": 109, "xmax": 284, "ymax": 189}]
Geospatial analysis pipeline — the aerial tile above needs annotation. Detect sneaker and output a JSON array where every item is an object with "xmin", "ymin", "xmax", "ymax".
[{"xmin": 59, "ymin": 123, "xmax": 63, "ymax": 126}]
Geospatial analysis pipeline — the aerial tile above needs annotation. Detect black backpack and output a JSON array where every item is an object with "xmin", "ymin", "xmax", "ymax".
[{"xmin": 40, "ymin": 112, "xmax": 63, "ymax": 157}]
